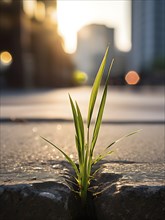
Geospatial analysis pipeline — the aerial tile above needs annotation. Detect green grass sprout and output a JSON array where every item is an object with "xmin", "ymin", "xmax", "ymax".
[{"xmin": 41, "ymin": 47, "xmax": 141, "ymax": 205}]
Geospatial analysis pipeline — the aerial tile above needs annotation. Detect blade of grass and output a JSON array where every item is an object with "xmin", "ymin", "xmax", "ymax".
[
  {"xmin": 41, "ymin": 136, "xmax": 80, "ymax": 178},
  {"xmin": 87, "ymin": 46, "xmax": 109, "ymax": 128},
  {"xmin": 91, "ymin": 85, "xmax": 107, "ymax": 154},
  {"xmin": 76, "ymin": 102, "xmax": 85, "ymax": 161},
  {"xmin": 75, "ymin": 135, "xmax": 82, "ymax": 166},
  {"xmin": 69, "ymin": 95, "xmax": 83, "ymax": 164},
  {"xmin": 105, "ymin": 129, "xmax": 142, "ymax": 150},
  {"xmin": 91, "ymin": 129, "xmax": 142, "ymax": 167},
  {"xmin": 91, "ymin": 166, "xmax": 104, "ymax": 177},
  {"xmin": 69, "ymin": 94, "xmax": 79, "ymax": 139},
  {"xmin": 92, "ymin": 150, "xmax": 114, "ymax": 165},
  {"xmin": 92, "ymin": 130, "xmax": 142, "ymax": 165},
  {"xmin": 91, "ymin": 59, "xmax": 114, "ymax": 155}
]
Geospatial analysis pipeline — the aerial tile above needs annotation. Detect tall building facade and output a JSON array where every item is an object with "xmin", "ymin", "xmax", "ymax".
[
  {"xmin": 0, "ymin": 0, "xmax": 74, "ymax": 88},
  {"xmin": 130, "ymin": 0, "xmax": 165, "ymax": 78}
]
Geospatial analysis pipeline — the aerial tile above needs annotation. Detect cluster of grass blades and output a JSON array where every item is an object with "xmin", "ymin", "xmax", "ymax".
[{"xmin": 41, "ymin": 47, "xmax": 140, "ymax": 206}]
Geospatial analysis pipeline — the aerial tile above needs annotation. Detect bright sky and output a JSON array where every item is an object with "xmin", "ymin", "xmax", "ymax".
[{"xmin": 57, "ymin": 0, "xmax": 131, "ymax": 53}]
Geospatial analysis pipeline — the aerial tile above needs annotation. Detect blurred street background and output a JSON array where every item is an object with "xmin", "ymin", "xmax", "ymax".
[
  {"xmin": 0, "ymin": 0, "xmax": 164, "ymax": 179},
  {"xmin": 0, "ymin": 0, "xmax": 164, "ymax": 88}
]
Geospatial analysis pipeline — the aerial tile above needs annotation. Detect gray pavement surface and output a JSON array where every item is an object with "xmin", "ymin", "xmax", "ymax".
[
  {"xmin": 0, "ymin": 123, "xmax": 164, "ymax": 183},
  {"xmin": 0, "ymin": 86, "xmax": 165, "ymax": 219},
  {"xmin": 0, "ymin": 86, "xmax": 165, "ymax": 183}
]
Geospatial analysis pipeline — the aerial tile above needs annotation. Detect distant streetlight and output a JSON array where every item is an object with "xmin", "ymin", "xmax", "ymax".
[{"xmin": 0, "ymin": 51, "xmax": 12, "ymax": 66}]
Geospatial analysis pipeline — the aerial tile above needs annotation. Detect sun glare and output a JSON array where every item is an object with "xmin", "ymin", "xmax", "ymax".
[
  {"xmin": 56, "ymin": 1, "xmax": 131, "ymax": 54},
  {"xmin": 56, "ymin": 1, "xmax": 90, "ymax": 54}
]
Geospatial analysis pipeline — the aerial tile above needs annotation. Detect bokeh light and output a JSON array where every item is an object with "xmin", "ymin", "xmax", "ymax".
[
  {"xmin": 2, "ymin": 0, "xmax": 12, "ymax": 3},
  {"xmin": 23, "ymin": 0, "xmax": 36, "ymax": 18},
  {"xmin": 0, "ymin": 51, "xmax": 13, "ymax": 66},
  {"xmin": 73, "ymin": 70, "xmax": 88, "ymax": 84},
  {"xmin": 125, "ymin": 71, "xmax": 140, "ymax": 85},
  {"xmin": 34, "ymin": 1, "xmax": 45, "ymax": 22}
]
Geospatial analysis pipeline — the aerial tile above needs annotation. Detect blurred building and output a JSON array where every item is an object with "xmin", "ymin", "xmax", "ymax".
[
  {"xmin": 0, "ymin": 0, "xmax": 74, "ymax": 88},
  {"xmin": 74, "ymin": 24, "xmax": 114, "ymax": 84},
  {"xmin": 129, "ymin": 0, "xmax": 165, "ymax": 84},
  {"xmin": 74, "ymin": 24, "xmax": 127, "ymax": 85}
]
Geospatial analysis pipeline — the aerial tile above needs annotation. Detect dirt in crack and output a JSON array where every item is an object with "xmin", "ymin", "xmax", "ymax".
[
  {"xmin": 68, "ymin": 173, "xmax": 122, "ymax": 219},
  {"xmin": 69, "ymin": 191, "xmax": 97, "ymax": 220}
]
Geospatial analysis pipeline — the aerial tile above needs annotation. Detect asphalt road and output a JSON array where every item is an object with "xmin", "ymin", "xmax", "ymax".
[{"xmin": 0, "ymin": 86, "xmax": 164, "ymax": 183}]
